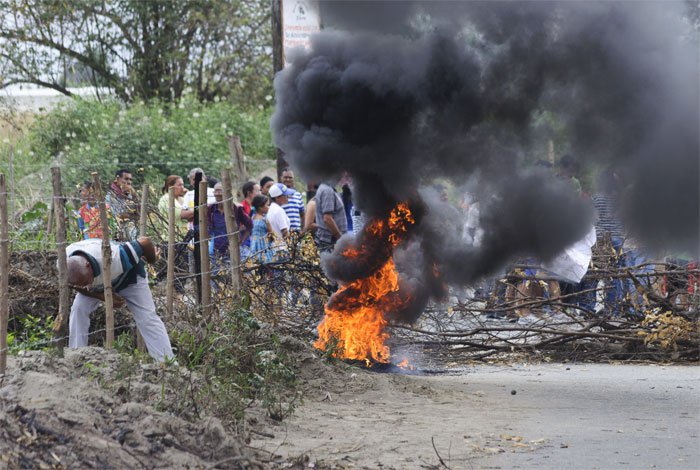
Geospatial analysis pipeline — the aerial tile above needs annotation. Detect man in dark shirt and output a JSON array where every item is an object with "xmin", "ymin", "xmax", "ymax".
[{"xmin": 208, "ymin": 182, "xmax": 252, "ymax": 263}]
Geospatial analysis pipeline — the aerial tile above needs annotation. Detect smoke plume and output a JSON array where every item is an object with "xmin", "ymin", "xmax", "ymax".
[{"xmin": 272, "ymin": 1, "xmax": 699, "ymax": 322}]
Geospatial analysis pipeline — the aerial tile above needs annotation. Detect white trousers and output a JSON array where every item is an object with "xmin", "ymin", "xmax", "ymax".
[{"xmin": 69, "ymin": 275, "xmax": 174, "ymax": 362}]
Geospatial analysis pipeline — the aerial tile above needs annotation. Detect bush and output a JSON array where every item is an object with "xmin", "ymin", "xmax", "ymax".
[
  {"xmin": 170, "ymin": 307, "xmax": 300, "ymax": 422},
  {"xmin": 3, "ymin": 97, "xmax": 275, "ymax": 197},
  {"xmin": 7, "ymin": 314, "xmax": 53, "ymax": 353}
]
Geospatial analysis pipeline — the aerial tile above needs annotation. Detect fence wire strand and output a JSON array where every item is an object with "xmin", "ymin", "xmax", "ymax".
[{"xmin": 1, "ymin": 183, "xmax": 699, "ymax": 366}]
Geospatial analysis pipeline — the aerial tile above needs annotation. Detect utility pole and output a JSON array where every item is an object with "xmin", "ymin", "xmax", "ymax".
[
  {"xmin": 272, "ymin": 0, "xmax": 284, "ymax": 74},
  {"xmin": 271, "ymin": 0, "xmax": 287, "ymax": 179}
]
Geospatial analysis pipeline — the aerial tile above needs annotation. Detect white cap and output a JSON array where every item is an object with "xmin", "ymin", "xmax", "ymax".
[{"xmin": 269, "ymin": 183, "xmax": 294, "ymax": 199}]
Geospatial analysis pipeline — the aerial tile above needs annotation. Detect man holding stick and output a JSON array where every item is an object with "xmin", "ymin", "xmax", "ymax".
[{"xmin": 65, "ymin": 235, "xmax": 174, "ymax": 362}]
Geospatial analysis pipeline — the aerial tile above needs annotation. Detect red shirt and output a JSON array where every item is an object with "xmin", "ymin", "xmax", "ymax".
[
  {"xmin": 79, "ymin": 203, "xmax": 103, "ymax": 239},
  {"xmin": 242, "ymin": 199, "xmax": 252, "ymax": 217}
]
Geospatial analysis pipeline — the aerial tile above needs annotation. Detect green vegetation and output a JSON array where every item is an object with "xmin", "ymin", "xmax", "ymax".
[
  {"xmin": 170, "ymin": 307, "xmax": 299, "ymax": 422},
  {"xmin": 9, "ymin": 302, "xmax": 300, "ymax": 425},
  {"xmin": 5, "ymin": 97, "xmax": 274, "ymax": 192},
  {"xmin": 6, "ymin": 314, "xmax": 53, "ymax": 353}
]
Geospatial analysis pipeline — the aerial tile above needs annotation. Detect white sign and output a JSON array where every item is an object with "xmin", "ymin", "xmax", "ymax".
[{"xmin": 282, "ymin": 0, "xmax": 321, "ymax": 64}]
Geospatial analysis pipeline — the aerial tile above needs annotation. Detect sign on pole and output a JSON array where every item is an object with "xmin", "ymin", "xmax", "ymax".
[{"xmin": 282, "ymin": 0, "xmax": 321, "ymax": 65}]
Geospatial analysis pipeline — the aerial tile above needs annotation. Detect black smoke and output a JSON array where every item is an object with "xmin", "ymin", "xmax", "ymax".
[{"xmin": 272, "ymin": 1, "xmax": 699, "ymax": 321}]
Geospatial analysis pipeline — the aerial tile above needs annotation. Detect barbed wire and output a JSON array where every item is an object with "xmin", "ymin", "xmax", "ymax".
[
  {"xmin": 0, "ymin": 159, "xmax": 277, "ymax": 169},
  {"xmin": 6, "ymin": 229, "xmax": 696, "ymax": 279},
  {"xmin": 2, "ymin": 235, "xmax": 698, "ymax": 365},
  {"xmin": 0, "ymin": 193, "xmax": 240, "ymax": 206}
]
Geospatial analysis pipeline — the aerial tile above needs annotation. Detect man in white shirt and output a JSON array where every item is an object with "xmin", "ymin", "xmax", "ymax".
[
  {"xmin": 182, "ymin": 168, "xmax": 217, "ymax": 230},
  {"xmin": 65, "ymin": 236, "xmax": 174, "ymax": 362},
  {"xmin": 267, "ymin": 183, "xmax": 293, "ymax": 258}
]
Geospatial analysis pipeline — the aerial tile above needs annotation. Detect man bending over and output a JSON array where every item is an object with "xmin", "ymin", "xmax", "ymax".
[{"xmin": 66, "ymin": 236, "xmax": 174, "ymax": 362}]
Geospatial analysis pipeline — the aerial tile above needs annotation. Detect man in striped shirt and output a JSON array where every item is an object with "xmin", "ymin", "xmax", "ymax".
[{"xmin": 281, "ymin": 169, "xmax": 305, "ymax": 231}]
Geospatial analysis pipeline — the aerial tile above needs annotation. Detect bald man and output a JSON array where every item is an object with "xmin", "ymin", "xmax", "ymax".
[{"xmin": 66, "ymin": 236, "xmax": 174, "ymax": 362}]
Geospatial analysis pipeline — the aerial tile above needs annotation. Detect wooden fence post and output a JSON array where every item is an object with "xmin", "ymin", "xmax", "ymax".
[
  {"xmin": 139, "ymin": 184, "xmax": 149, "ymax": 237},
  {"xmin": 0, "ymin": 174, "xmax": 9, "ymax": 374},
  {"xmin": 8, "ymin": 146, "xmax": 14, "ymax": 225},
  {"xmin": 135, "ymin": 184, "xmax": 149, "ymax": 352},
  {"xmin": 198, "ymin": 181, "xmax": 211, "ymax": 318},
  {"xmin": 92, "ymin": 172, "xmax": 114, "ymax": 349},
  {"xmin": 193, "ymin": 173, "xmax": 202, "ymax": 303},
  {"xmin": 51, "ymin": 167, "xmax": 71, "ymax": 347},
  {"xmin": 547, "ymin": 140, "xmax": 555, "ymax": 166},
  {"xmin": 165, "ymin": 187, "xmax": 176, "ymax": 317},
  {"xmin": 222, "ymin": 169, "xmax": 242, "ymax": 298},
  {"xmin": 227, "ymin": 135, "xmax": 249, "ymax": 189}
]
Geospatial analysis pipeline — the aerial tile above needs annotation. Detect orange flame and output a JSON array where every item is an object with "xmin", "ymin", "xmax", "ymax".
[{"xmin": 314, "ymin": 203, "xmax": 415, "ymax": 365}]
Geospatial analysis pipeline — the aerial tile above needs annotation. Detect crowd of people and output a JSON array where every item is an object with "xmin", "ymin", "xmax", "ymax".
[
  {"xmin": 63, "ymin": 161, "xmax": 697, "ymax": 361},
  {"xmin": 70, "ymin": 167, "xmax": 356, "ymax": 298},
  {"xmin": 70, "ymin": 163, "xmax": 698, "ymax": 318}
]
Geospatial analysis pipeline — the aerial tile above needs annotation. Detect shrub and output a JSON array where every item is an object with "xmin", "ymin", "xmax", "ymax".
[
  {"xmin": 3, "ymin": 97, "xmax": 275, "ymax": 199},
  {"xmin": 170, "ymin": 307, "xmax": 300, "ymax": 422},
  {"xmin": 7, "ymin": 314, "xmax": 53, "ymax": 353}
]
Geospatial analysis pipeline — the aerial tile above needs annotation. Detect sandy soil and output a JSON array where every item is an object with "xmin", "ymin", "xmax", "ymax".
[
  {"xmin": 0, "ymin": 348, "xmax": 263, "ymax": 469},
  {"xmin": 1, "ymin": 343, "xmax": 697, "ymax": 470},
  {"xmin": 256, "ymin": 357, "xmax": 700, "ymax": 470}
]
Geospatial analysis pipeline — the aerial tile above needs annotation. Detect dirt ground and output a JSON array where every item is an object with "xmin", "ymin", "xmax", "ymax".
[
  {"xmin": 257, "ymin": 356, "xmax": 700, "ymax": 470},
  {"xmin": 0, "ymin": 349, "xmax": 266, "ymax": 469},
  {"xmin": 1, "ymin": 343, "xmax": 698, "ymax": 470}
]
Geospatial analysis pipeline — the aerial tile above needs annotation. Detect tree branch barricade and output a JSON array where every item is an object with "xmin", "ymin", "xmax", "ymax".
[{"xmin": 0, "ymin": 172, "xmax": 697, "ymax": 372}]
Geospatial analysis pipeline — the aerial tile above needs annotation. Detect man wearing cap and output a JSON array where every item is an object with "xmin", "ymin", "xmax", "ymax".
[
  {"xmin": 65, "ymin": 236, "xmax": 174, "ymax": 362},
  {"xmin": 267, "ymin": 183, "xmax": 293, "ymax": 258}
]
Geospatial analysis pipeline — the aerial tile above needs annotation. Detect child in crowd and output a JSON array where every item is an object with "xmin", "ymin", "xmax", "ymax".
[{"xmin": 249, "ymin": 195, "xmax": 273, "ymax": 264}]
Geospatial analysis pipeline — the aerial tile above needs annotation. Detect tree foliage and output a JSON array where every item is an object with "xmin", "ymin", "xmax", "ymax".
[{"xmin": 0, "ymin": 0, "xmax": 273, "ymax": 106}]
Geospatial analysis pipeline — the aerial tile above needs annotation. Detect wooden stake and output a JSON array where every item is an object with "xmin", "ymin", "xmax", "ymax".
[
  {"xmin": 222, "ymin": 169, "xmax": 242, "ymax": 297},
  {"xmin": 193, "ymin": 173, "xmax": 202, "ymax": 303},
  {"xmin": 165, "ymin": 187, "xmax": 176, "ymax": 318},
  {"xmin": 134, "ymin": 184, "xmax": 149, "ymax": 352},
  {"xmin": 227, "ymin": 135, "xmax": 249, "ymax": 189},
  {"xmin": 198, "ymin": 181, "xmax": 211, "ymax": 317},
  {"xmin": 271, "ymin": 0, "xmax": 289, "ymax": 177},
  {"xmin": 92, "ymin": 172, "xmax": 114, "ymax": 349},
  {"xmin": 51, "ymin": 167, "xmax": 71, "ymax": 348},
  {"xmin": 139, "ymin": 184, "xmax": 149, "ymax": 237},
  {"xmin": 8, "ymin": 146, "xmax": 14, "ymax": 225},
  {"xmin": 0, "ymin": 174, "xmax": 9, "ymax": 374}
]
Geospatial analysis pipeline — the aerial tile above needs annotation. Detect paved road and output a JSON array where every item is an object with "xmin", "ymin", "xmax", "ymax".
[
  {"xmin": 260, "ymin": 363, "xmax": 700, "ymax": 469},
  {"xmin": 445, "ymin": 363, "xmax": 700, "ymax": 469}
]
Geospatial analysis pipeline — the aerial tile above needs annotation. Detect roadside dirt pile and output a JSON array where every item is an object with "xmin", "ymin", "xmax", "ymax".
[{"xmin": 0, "ymin": 348, "xmax": 264, "ymax": 469}]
